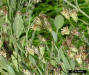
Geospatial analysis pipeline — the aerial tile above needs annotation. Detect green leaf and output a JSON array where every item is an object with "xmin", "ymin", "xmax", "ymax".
[
  {"xmin": 39, "ymin": 47, "xmax": 45, "ymax": 56},
  {"xmin": 0, "ymin": 56, "xmax": 8, "ymax": 65},
  {"xmin": 0, "ymin": 17, "xmax": 5, "ymax": 26},
  {"xmin": 0, "ymin": 56, "xmax": 15, "ymax": 75},
  {"xmin": 13, "ymin": 15, "xmax": 24, "ymax": 38},
  {"xmin": 59, "ymin": 47, "xmax": 71, "ymax": 71},
  {"xmin": 11, "ymin": 54, "xmax": 19, "ymax": 72},
  {"xmin": 50, "ymin": 60, "xmax": 56, "ymax": 67},
  {"xmin": 6, "ymin": 65, "xmax": 15, "ymax": 75},
  {"xmin": 54, "ymin": 15, "xmax": 64, "ymax": 30},
  {"xmin": 36, "ymin": 66, "xmax": 43, "ymax": 75},
  {"xmin": 51, "ymin": 31, "xmax": 57, "ymax": 42},
  {"xmin": 29, "ymin": 55, "xmax": 36, "ymax": 66},
  {"xmin": 70, "ymin": 59, "xmax": 75, "ymax": 69}
]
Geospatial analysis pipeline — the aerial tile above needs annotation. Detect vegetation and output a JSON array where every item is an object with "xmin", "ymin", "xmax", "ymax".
[{"xmin": 0, "ymin": 0, "xmax": 89, "ymax": 75}]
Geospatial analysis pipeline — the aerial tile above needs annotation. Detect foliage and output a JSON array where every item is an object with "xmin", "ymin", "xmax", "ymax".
[{"xmin": 0, "ymin": 0, "xmax": 89, "ymax": 75}]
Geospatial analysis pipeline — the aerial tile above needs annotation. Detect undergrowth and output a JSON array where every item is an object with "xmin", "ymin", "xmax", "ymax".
[{"xmin": 0, "ymin": 0, "xmax": 89, "ymax": 75}]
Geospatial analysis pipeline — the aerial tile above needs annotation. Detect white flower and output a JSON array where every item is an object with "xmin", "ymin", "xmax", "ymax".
[
  {"xmin": 23, "ymin": 69, "xmax": 32, "ymax": 75},
  {"xmin": 69, "ymin": 44, "xmax": 78, "ymax": 53},
  {"xmin": 61, "ymin": 8, "xmax": 70, "ymax": 20},
  {"xmin": 70, "ymin": 9, "xmax": 78, "ymax": 22},
  {"xmin": 26, "ymin": 46, "xmax": 35, "ymax": 55},
  {"xmin": 0, "ymin": 50, "xmax": 6, "ymax": 57},
  {"xmin": 75, "ymin": 55, "xmax": 82, "ymax": 64},
  {"xmin": 67, "ymin": 50, "xmax": 75, "ymax": 58},
  {"xmin": 61, "ymin": 26, "xmax": 70, "ymax": 35},
  {"xmin": 33, "ymin": 0, "xmax": 41, "ymax": 4}
]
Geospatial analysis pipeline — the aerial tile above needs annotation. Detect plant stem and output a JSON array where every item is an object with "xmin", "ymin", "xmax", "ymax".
[
  {"xmin": 78, "ymin": 19, "xmax": 89, "ymax": 25},
  {"xmin": 30, "ymin": 30, "xmax": 36, "ymax": 45}
]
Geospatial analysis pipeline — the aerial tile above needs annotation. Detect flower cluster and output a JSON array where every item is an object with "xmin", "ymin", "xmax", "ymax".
[{"xmin": 61, "ymin": 8, "xmax": 78, "ymax": 22}]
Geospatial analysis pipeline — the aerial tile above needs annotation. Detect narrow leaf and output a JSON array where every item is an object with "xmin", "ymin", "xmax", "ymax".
[
  {"xmin": 29, "ymin": 55, "xmax": 36, "ymax": 66},
  {"xmin": 51, "ymin": 31, "xmax": 57, "ymax": 42}
]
